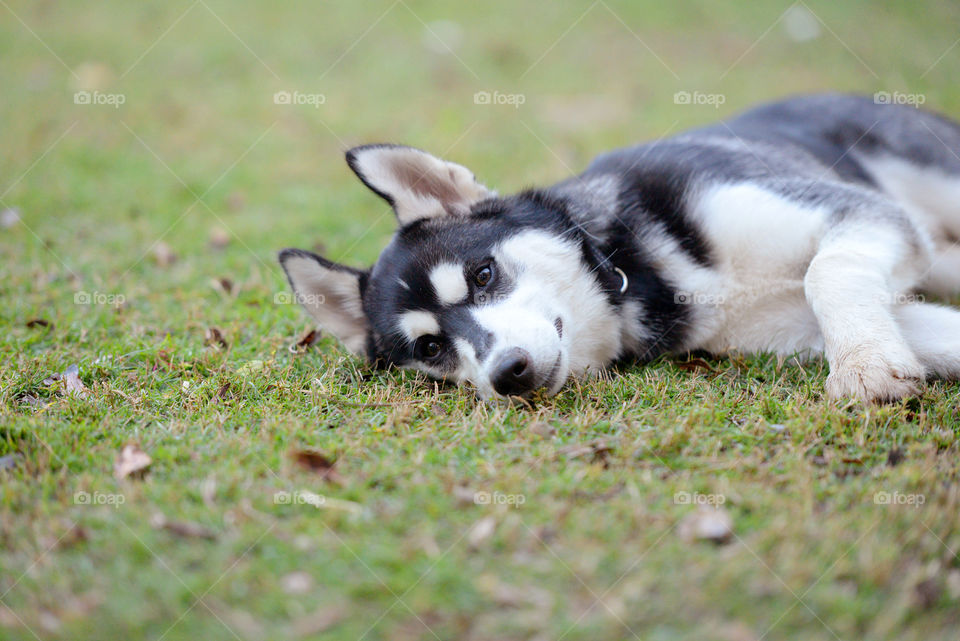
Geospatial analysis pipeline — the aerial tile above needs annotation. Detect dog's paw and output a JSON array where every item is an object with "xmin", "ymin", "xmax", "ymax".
[{"xmin": 826, "ymin": 353, "xmax": 924, "ymax": 404}]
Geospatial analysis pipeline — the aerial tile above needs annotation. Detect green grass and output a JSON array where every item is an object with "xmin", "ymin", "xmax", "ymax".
[{"xmin": 3, "ymin": 1, "xmax": 960, "ymax": 639}]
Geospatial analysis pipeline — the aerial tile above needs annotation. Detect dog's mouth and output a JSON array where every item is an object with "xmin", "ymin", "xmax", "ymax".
[{"xmin": 538, "ymin": 353, "xmax": 564, "ymax": 394}]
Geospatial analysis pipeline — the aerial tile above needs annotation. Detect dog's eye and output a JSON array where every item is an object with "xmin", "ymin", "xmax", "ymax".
[
  {"xmin": 474, "ymin": 264, "xmax": 493, "ymax": 287},
  {"xmin": 415, "ymin": 335, "xmax": 444, "ymax": 360}
]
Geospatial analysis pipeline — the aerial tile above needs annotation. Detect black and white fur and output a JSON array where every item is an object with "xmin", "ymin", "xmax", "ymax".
[{"xmin": 280, "ymin": 94, "xmax": 960, "ymax": 403}]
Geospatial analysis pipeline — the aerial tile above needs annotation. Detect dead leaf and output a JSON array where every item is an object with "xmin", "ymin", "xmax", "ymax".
[
  {"xmin": 72, "ymin": 61, "xmax": 114, "ymax": 92},
  {"xmin": 291, "ymin": 449, "xmax": 344, "ymax": 484},
  {"xmin": 557, "ymin": 438, "xmax": 614, "ymax": 465},
  {"xmin": 676, "ymin": 358, "xmax": 715, "ymax": 373},
  {"xmin": 0, "ymin": 453, "xmax": 21, "ymax": 471},
  {"xmin": 209, "ymin": 227, "xmax": 231, "ymax": 249},
  {"xmin": 0, "ymin": 207, "xmax": 21, "ymax": 229},
  {"xmin": 678, "ymin": 506, "xmax": 733, "ymax": 544},
  {"xmin": 26, "ymin": 318, "xmax": 52, "ymax": 330},
  {"xmin": 62, "ymin": 364, "xmax": 88, "ymax": 398},
  {"xmin": 915, "ymin": 577, "xmax": 942, "ymax": 609},
  {"xmin": 150, "ymin": 513, "xmax": 216, "ymax": 540},
  {"xmin": 114, "ymin": 443, "xmax": 151, "ymax": 480},
  {"xmin": 215, "ymin": 383, "xmax": 232, "ymax": 401},
  {"xmin": 211, "ymin": 277, "xmax": 233, "ymax": 294},
  {"xmin": 529, "ymin": 421, "xmax": 556, "ymax": 438},
  {"xmin": 887, "ymin": 448, "xmax": 905, "ymax": 467},
  {"xmin": 151, "ymin": 241, "xmax": 177, "ymax": 267},
  {"xmin": 288, "ymin": 328, "xmax": 319, "ymax": 354},
  {"xmin": 467, "ymin": 516, "xmax": 496, "ymax": 548},
  {"xmin": 225, "ymin": 192, "xmax": 246, "ymax": 212},
  {"xmin": 204, "ymin": 327, "xmax": 228, "ymax": 349},
  {"xmin": 280, "ymin": 571, "xmax": 313, "ymax": 595}
]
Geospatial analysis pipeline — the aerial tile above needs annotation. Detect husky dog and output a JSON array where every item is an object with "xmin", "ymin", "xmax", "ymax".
[{"xmin": 279, "ymin": 94, "xmax": 960, "ymax": 403}]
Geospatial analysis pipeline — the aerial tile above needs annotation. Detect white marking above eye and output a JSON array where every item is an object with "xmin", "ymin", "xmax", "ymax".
[
  {"xmin": 398, "ymin": 310, "xmax": 440, "ymax": 343},
  {"xmin": 429, "ymin": 262, "xmax": 468, "ymax": 305}
]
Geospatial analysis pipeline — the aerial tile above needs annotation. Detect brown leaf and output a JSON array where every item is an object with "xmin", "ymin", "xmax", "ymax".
[
  {"xmin": 209, "ymin": 227, "xmax": 231, "ymax": 249},
  {"xmin": 915, "ymin": 577, "xmax": 942, "ymax": 609},
  {"xmin": 288, "ymin": 328, "xmax": 319, "ymax": 354},
  {"xmin": 467, "ymin": 516, "xmax": 496, "ymax": 548},
  {"xmin": 676, "ymin": 358, "xmax": 715, "ymax": 373},
  {"xmin": 557, "ymin": 438, "xmax": 614, "ymax": 465},
  {"xmin": 291, "ymin": 449, "xmax": 344, "ymax": 484},
  {"xmin": 114, "ymin": 443, "xmax": 151, "ymax": 480},
  {"xmin": 204, "ymin": 327, "xmax": 229, "ymax": 349},
  {"xmin": 1, "ymin": 207, "xmax": 21, "ymax": 229},
  {"xmin": 529, "ymin": 421, "xmax": 556, "ymax": 438},
  {"xmin": 151, "ymin": 241, "xmax": 177, "ymax": 267},
  {"xmin": 280, "ymin": 571, "xmax": 313, "ymax": 595},
  {"xmin": 26, "ymin": 318, "xmax": 52, "ymax": 330},
  {"xmin": 150, "ymin": 513, "xmax": 216, "ymax": 540},
  {"xmin": 61, "ymin": 364, "xmax": 88, "ymax": 398},
  {"xmin": 211, "ymin": 277, "xmax": 233, "ymax": 294},
  {"xmin": 678, "ymin": 506, "xmax": 733, "ymax": 544}
]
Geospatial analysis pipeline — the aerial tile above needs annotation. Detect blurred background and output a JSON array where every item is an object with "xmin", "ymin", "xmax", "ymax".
[{"xmin": 4, "ymin": 0, "xmax": 960, "ymax": 283}]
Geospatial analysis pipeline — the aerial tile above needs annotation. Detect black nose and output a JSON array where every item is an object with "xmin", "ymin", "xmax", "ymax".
[{"xmin": 491, "ymin": 348, "xmax": 537, "ymax": 396}]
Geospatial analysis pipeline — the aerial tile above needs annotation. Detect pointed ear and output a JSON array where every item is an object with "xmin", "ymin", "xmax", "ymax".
[
  {"xmin": 345, "ymin": 144, "xmax": 493, "ymax": 226},
  {"xmin": 278, "ymin": 249, "xmax": 369, "ymax": 356}
]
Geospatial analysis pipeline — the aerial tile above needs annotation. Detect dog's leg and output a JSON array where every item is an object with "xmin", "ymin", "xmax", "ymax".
[
  {"xmin": 804, "ymin": 224, "xmax": 926, "ymax": 403},
  {"xmin": 895, "ymin": 303, "xmax": 960, "ymax": 379}
]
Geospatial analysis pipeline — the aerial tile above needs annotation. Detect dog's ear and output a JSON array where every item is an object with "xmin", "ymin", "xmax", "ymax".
[
  {"xmin": 345, "ymin": 144, "xmax": 493, "ymax": 226},
  {"xmin": 278, "ymin": 249, "xmax": 369, "ymax": 355}
]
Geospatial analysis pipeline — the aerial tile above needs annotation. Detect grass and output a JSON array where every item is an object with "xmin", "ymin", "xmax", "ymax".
[{"xmin": 2, "ymin": 0, "xmax": 960, "ymax": 639}]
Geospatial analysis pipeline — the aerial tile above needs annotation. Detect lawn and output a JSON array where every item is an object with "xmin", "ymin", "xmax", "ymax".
[{"xmin": 3, "ymin": 1, "xmax": 960, "ymax": 639}]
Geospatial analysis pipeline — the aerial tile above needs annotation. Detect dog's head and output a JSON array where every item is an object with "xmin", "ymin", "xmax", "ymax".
[{"xmin": 279, "ymin": 145, "xmax": 624, "ymax": 399}]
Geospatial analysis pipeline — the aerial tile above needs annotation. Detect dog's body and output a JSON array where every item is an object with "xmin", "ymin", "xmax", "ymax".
[{"xmin": 280, "ymin": 93, "xmax": 960, "ymax": 402}]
